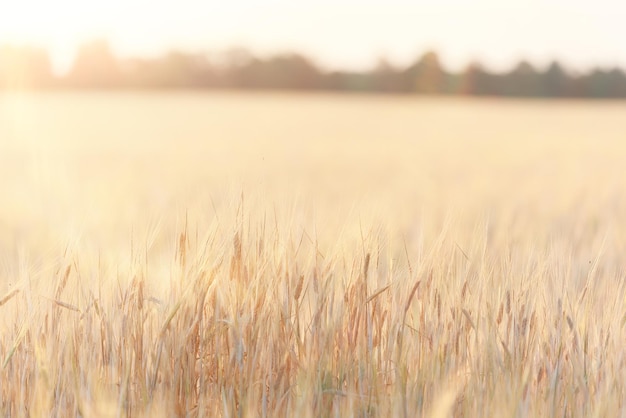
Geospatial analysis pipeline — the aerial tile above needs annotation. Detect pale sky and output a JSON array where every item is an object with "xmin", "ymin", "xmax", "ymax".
[{"xmin": 0, "ymin": 0, "xmax": 624, "ymax": 74}]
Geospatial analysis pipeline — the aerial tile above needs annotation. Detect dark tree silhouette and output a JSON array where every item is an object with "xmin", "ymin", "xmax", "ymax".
[
  {"xmin": 502, "ymin": 61, "xmax": 541, "ymax": 97},
  {"xmin": 230, "ymin": 54, "xmax": 322, "ymax": 90},
  {"xmin": 542, "ymin": 61, "xmax": 570, "ymax": 97},
  {"xmin": 404, "ymin": 51, "xmax": 445, "ymax": 94},
  {"xmin": 3, "ymin": 40, "xmax": 626, "ymax": 98},
  {"xmin": 370, "ymin": 57, "xmax": 404, "ymax": 92},
  {"xmin": 460, "ymin": 62, "xmax": 495, "ymax": 95},
  {"xmin": 582, "ymin": 68, "xmax": 626, "ymax": 98}
]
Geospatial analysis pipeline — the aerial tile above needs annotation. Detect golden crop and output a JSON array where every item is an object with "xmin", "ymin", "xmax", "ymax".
[{"xmin": 0, "ymin": 92, "xmax": 625, "ymax": 417}]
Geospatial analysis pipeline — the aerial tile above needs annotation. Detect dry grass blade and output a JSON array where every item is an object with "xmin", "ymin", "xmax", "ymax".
[
  {"xmin": 52, "ymin": 299, "xmax": 81, "ymax": 313},
  {"xmin": 403, "ymin": 279, "xmax": 421, "ymax": 317},
  {"xmin": 0, "ymin": 288, "xmax": 20, "ymax": 307},
  {"xmin": 3, "ymin": 315, "xmax": 31, "ymax": 369},
  {"xmin": 366, "ymin": 285, "xmax": 390, "ymax": 304},
  {"xmin": 159, "ymin": 298, "xmax": 184, "ymax": 337},
  {"xmin": 462, "ymin": 308, "xmax": 476, "ymax": 331},
  {"xmin": 294, "ymin": 274, "xmax": 304, "ymax": 300},
  {"xmin": 39, "ymin": 295, "xmax": 81, "ymax": 313}
]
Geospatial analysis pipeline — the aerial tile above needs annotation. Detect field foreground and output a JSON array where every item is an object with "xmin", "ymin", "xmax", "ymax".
[{"xmin": 1, "ymin": 93, "xmax": 626, "ymax": 417}]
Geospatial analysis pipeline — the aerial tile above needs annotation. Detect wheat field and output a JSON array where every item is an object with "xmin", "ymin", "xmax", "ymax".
[{"xmin": 0, "ymin": 92, "xmax": 625, "ymax": 417}]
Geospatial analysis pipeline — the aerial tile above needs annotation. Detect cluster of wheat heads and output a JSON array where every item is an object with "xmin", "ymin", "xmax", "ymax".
[{"xmin": 0, "ymin": 204, "xmax": 624, "ymax": 418}]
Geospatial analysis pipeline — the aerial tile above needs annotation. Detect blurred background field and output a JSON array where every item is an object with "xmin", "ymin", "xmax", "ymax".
[
  {"xmin": 1, "ymin": 90, "xmax": 625, "ymax": 312},
  {"xmin": 1, "ymin": 92, "xmax": 626, "ymax": 259},
  {"xmin": 1, "ymin": 92, "xmax": 626, "ymax": 416}
]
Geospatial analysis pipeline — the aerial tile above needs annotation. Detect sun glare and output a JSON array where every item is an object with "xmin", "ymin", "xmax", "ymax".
[
  {"xmin": 2, "ymin": 0, "xmax": 626, "ymax": 74},
  {"xmin": 0, "ymin": 0, "xmax": 164, "ymax": 74},
  {"xmin": 0, "ymin": 1, "xmax": 87, "ymax": 42}
]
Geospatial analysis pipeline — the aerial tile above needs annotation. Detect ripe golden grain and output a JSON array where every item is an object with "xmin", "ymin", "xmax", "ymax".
[{"xmin": 0, "ymin": 94, "xmax": 624, "ymax": 417}]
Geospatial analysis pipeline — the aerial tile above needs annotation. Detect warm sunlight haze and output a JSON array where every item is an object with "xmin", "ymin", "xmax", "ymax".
[
  {"xmin": 2, "ymin": 0, "xmax": 626, "ymax": 72},
  {"xmin": 1, "ymin": 1, "xmax": 626, "ymax": 417}
]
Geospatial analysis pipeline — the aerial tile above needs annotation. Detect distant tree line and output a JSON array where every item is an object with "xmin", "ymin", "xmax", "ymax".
[{"xmin": 2, "ymin": 40, "xmax": 626, "ymax": 98}]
